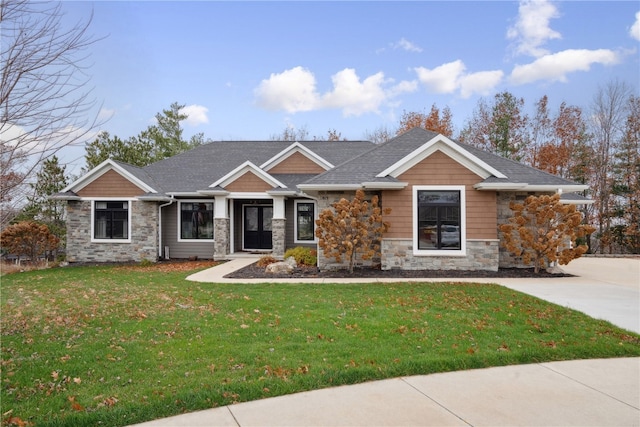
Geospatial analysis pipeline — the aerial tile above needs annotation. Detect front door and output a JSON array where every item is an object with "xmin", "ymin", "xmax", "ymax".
[{"xmin": 243, "ymin": 205, "xmax": 273, "ymax": 250}]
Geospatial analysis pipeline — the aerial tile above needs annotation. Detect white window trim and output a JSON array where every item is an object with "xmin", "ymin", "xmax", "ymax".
[
  {"xmin": 177, "ymin": 199, "xmax": 215, "ymax": 242},
  {"xmin": 294, "ymin": 200, "xmax": 318, "ymax": 244},
  {"xmin": 91, "ymin": 198, "xmax": 133, "ymax": 243},
  {"xmin": 412, "ymin": 185, "xmax": 466, "ymax": 257}
]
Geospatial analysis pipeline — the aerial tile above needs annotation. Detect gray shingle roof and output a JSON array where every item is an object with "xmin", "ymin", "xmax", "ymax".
[
  {"xmin": 302, "ymin": 128, "xmax": 583, "ymax": 189},
  {"xmin": 76, "ymin": 129, "xmax": 584, "ymax": 196},
  {"xmin": 142, "ymin": 140, "xmax": 375, "ymax": 193}
]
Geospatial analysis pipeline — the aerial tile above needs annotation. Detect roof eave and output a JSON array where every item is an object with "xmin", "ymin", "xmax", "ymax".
[
  {"xmin": 561, "ymin": 198, "xmax": 594, "ymax": 205},
  {"xmin": 266, "ymin": 189, "xmax": 298, "ymax": 196},
  {"xmin": 49, "ymin": 193, "xmax": 81, "ymax": 201},
  {"xmin": 362, "ymin": 181, "xmax": 408, "ymax": 190},
  {"xmin": 297, "ymin": 184, "xmax": 363, "ymax": 191},
  {"xmin": 474, "ymin": 183, "xmax": 589, "ymax": 192},
  {"xmin": 136, "ymin": 195, "xmax": 173, "ymax": 202},
  {"xmin": 198, "ymin": 189, "xmax": 230, "ymax": 196}
]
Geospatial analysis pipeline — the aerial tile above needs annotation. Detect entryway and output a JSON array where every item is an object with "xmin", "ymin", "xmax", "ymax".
[{"xmin": 243, "ymin": 205, "xmax": 273, "ymax": 250}]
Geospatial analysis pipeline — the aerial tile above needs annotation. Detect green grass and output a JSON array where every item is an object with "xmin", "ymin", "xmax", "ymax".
[{"xmin": 2, "ymin": 264, "xmax": 639, "ymax": 427}]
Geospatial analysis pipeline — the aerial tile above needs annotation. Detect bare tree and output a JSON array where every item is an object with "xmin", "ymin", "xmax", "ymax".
[
  {"xmin": 0, "ymin": 0, "xmax": 102, "ymax": 228},
  {"xmin": 269, "ymin": 124, "xmax": 310, "ymax": 141},
  {"xmin": 363, "ymin": 125, "xmax": 392, "ymax": 144},
  {"xmin": 589, "ymin": 79, "xmax": 632, "ymax": 253}
]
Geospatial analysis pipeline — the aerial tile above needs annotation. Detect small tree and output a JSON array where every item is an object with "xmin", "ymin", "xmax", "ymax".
[
  {"xmin": 0, "ymin": 221, "xmax": 60, "ymax": 262},
  {"xmin": 17, "ymin": 156, "xmax": 68, "ymax": 241},
  {"xmin": 499, "ymin": 194, "xmax": 595, "ymax": 273},
  {"xmin": 315, "ymin": 189, "xmax": 391, "ymax": 273}
]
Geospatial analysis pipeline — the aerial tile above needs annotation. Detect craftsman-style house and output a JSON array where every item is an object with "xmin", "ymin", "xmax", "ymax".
[{"xmin": 55, "ymin": 128, "xmax": 589, "ymax": 271}]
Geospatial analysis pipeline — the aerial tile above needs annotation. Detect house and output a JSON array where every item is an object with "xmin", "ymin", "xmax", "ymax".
[{"xmin": 55, "ymin": 128, "xmax": 590, "ymax": 271}]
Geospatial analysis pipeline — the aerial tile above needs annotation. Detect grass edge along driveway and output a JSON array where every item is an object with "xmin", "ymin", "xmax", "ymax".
[{"xmin": 2, "ymin": 264, "xmax": 639, "ymax": 427}]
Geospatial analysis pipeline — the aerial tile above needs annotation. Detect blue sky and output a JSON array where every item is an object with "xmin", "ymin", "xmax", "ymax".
[{"xmin": 57, "ymin": 0, "xmax": 639, "ymax": 175}]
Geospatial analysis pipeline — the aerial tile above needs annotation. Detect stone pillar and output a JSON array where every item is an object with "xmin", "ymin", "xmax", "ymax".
[
  {"xmin": 213, "ymin": 195, "xmax": 230, "ymax": 260},
  {"xmin": 214, "ymin": 218, "xmax": 230, "ymax": 260},
  {"xmin": 271, "ymin": 218, "xmax": 286, "ymax": 259}
]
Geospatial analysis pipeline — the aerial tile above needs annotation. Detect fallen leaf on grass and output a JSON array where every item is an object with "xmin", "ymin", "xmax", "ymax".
[{"xmin": 68, "ymin": 396, "xmax": 84, "ymax": 411}]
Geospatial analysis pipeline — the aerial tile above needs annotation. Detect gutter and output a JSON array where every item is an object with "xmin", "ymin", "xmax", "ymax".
[{"xmin": 158, "ymin": 196, "xmax": 175, "ymax": 259}]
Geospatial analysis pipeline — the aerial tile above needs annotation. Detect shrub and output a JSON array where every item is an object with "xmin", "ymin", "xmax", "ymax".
[
  {"xmin": 284, "ymin": 247, "xmax": 317, "ymax": 266},
  {"xmin": 499, "ymin": 194, "xmax": 595, "ymax": 273},
  {"xmin": 0, "ymin": 221, "xmax": 60, "ymax": 262},
  {"xmin": 256, "ymin": 255, "xmax": 278, "ymax": 267},
  {"xmin": 139, "ymin": 258, "xmax": 154, "ymax": 267},
  {"xmin": 315, "ymin": 189, "xmax": 391, "ymax": 273}
]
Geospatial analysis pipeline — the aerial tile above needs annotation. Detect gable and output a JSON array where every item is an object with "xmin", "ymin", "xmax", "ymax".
[
  {"xmin": 377, "ymin": 135, "xmax": 506, "ymax": 180},
  {"xmin": 266, "ymin": 151, "xmax": 327, "ymax": 174},
  {"xmin": 76, "ymin": 169, "xmax": 147, "ymax": 197},
  {"xmin": 398, "ymin": 150, "xmax": 484, "ymax": 183},
  {"xmin": 224, "ymin": 171, "xmax": 274, "ymax": 192},
  {"xmin": 260, "ymin": 142, "xmax": 334, "ymax": 172}
]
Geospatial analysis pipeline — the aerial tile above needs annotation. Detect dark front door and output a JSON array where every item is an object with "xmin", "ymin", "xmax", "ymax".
[{"xmin": 243, "ymin": 205, "xmax": 273, "ymax": 250}]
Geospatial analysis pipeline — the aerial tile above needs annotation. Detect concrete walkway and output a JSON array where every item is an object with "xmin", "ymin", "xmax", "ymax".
[{"xmin": 131, "ymin": 257, "xmax": 640, "ymax": 426}]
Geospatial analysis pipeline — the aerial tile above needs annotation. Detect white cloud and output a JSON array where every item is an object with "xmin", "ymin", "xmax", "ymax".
[
  {"xmin": 97, "ymin": 107, "xmax": 116, "ymax": 122},
  {"xmin": 180, "ymin": 104, "xmax": 209, "ymax": 126},
  {"xmin": 414, "ymin": 60, "xmax": 503, "ymax": 98},
  {"xmin": 459, "ymin": 70, "xmax": 505, "ymax": 98},
  {"xmin": 630, "ymin": 11, "xmax": 640, "ymax": 41},
  {"xmin": 254, "ymin": 66, "xmax": 415, "ymax": 116},
  {"xmin": 414, "ymin": 60, "xmax": 466, "ymax": 94},
  {"xmin": 510, "ymin": 48, "xmax": 620, "ymax": 84},
  {"xmin": 254, "ymin": 66, "xmax": 319, "ymax": 113},
  {"xmin": 507, "ymin": 0, "xmax": 562, "ymax": 57},
  {"xmin": 321, "ymin": 69, "xmax": 388, "ymax": 116},
  {"xmin": 387, "ymin": 79, "xmax": 419, "ymax": 98},
  {"xmin": 393, "ymin": 38, "xmax": 423, "ymax": 52}
]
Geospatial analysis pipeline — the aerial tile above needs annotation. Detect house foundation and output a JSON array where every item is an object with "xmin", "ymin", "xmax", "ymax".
[{"xmin": 381, "ymin": 238, "xmax": 500, "ymax": 271}]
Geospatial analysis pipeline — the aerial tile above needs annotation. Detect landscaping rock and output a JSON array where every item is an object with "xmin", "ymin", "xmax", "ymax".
[
  {"xmin": 265, "ymin": 260, "xmax": 295, "ymax": 274},
  {"xmin": 284, "ymin": 256, "xmax": 297, "ymax": 268}
]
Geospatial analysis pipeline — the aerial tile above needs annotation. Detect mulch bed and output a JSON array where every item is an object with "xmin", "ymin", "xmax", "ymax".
[{"xmin": 225, "ymin": 262, "xmax": 573, "ymax": 279}]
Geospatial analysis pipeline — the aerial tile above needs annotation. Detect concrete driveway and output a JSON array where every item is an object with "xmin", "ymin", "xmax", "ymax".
[{"xmin": 498, "ymin": 257, "xmax": 640, "ymax": 334}]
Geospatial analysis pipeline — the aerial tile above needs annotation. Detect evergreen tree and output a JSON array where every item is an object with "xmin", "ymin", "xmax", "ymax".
[
  {"xmin": 84, "ymin": 102, "xmax": 206, "ymax": 170},
  {"xmin": 17, "ymin": 156, "xmax": 68, "ymax": 241}
]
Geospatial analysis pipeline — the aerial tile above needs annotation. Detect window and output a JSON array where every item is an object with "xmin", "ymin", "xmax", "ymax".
[
  {"xmin": 180, "ymin": 201, "xmax": 214, "ymax": 240},
  {"xmin": 414, "ymin": 186, "xmax": 465, "ymax": 254},
  {"xmin": 94, "ymin": 201, "xmax": 129, "ymax": 240},
  {"xmin": 295, "ymin": 201, "xmax": 316, "ymax": 242}
]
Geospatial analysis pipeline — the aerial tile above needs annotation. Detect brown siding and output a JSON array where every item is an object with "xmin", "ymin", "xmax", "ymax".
[
  {"xmin": 267, "ymin": 152, "xmax": 326, "ymax": 174},
  {"xmin": 383, "ymin": 150, "xmax": 497, "ymax": 239},
  {"xmin": 225, "ymin": 171, "xmax": 273, "ymax": 192},
  {"xmin": 77, "ymin": 170, "xmax": 145, "ymax": 197}
]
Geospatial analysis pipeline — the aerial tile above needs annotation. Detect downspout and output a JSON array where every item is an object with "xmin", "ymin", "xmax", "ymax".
[{"xmin": 158, "ymin": 196, "xmax": 175, "ymax": 259}]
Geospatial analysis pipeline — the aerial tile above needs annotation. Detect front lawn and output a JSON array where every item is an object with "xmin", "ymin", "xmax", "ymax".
[{"xmin": 2, "ymin": 264, "xmax": 639, "ymax": 427}]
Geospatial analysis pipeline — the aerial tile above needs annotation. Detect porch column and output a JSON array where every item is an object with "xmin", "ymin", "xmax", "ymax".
[
  {"xmin": 271, "ymin": 195, "xmax": 286, "ymax": 259},
  {"xmin": 214, "ymin": 195, "xmax": 229, "ymax": 260}
]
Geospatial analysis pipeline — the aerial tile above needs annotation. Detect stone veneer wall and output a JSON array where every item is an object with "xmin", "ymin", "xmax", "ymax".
[
  {"xmin": 66, "ymin": 200, "xmax": 158, "ymax": 263},
  {"xmin": 213, "ymin": 218, "xmax": 230, "ymax": 260},
  {"xmin": 496, "ymin": 191, "xmax": 554, "ymax": 268},
  {"xmin": 381, "ymin": 239, "xmax": 500, "ymax": 271},
  {"xmin": 271, "ymin": 218, "xmax": 286, "ymax": 259}
]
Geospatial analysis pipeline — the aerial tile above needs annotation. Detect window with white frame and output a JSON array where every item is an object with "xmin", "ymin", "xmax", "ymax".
[
  {"xmin": 414, "ymin": 186, "xmax": 465, "ymax": 254},
  {"xmin": 179, "ymin": 201, "xmax": 214, "ymax": 240},
  {"xmin": 294, "ymin": 200, "xmax": 316, "ymax": 242},
  {"xmin": 94, "ymin": 201, "xmax": 130, "ymax": 240}
]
